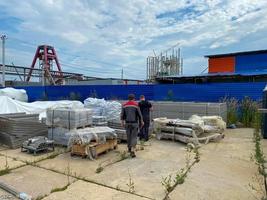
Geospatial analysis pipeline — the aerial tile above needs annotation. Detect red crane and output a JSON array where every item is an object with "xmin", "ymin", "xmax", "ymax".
[{"xmin": 26, "ymin": 45, "xmax": 63, "ymax": 85}]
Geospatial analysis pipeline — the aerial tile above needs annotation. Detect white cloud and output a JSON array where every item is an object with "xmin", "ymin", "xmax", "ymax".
[{"xmin": 0, "ymin": 0, "xmax": 267, "ymax": 79}]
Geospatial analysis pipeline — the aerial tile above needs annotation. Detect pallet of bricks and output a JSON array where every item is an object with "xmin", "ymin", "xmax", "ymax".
[
  {"xmin": 68, "ymin": 127, "xmax": 117, "ymax": 159},
  {"xmin": 46, "ymin": 107, "xmax": 117, "ymax": 159},
  {"xmin": 46, "ymin": 107, "xmax": 93, "ymax": 146}
]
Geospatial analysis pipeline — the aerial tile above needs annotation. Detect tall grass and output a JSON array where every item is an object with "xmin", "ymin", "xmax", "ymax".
[{"xmin": 222, "ymin": 96, "xmax": 261, "ymax": 128}]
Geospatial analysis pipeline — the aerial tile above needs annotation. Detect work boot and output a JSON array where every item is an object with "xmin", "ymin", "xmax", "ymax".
[{"xmin": 130, "ymin": 151, "xmax": 136, "ymax": 158}]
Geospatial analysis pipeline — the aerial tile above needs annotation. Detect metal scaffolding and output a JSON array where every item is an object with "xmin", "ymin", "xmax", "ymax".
[{"xmin": 147, "ymin": 46, "xmax": 183, "ymax": 82}]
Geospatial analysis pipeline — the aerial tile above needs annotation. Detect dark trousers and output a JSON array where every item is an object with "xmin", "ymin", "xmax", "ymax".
[
  {"xmin": 139, "ymin": 120, "xmax": 150, "ymax": 141},
  {"xmin": 125, "ymin": 123, "xmax": 138, "ymax": 151}
]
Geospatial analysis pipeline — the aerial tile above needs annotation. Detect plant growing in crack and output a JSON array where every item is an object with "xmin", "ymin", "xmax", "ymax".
[
  {"xmin": 161, "ymin": 174, "xmax": 173, "ymax": 194},
  {"xmin": 175, "ymin": 168, "xmax": 186, "ymax": 185},
  {"xmin": 96, "ymin": 163, "xmax": 104, "ymax": 174},
  {"xmin": 126, "ymin": 169, "xmax": 135, "ymax": 193},
  {"xmin": 66, "ymin": 162, "xmax": 72, "ymax": 184}
]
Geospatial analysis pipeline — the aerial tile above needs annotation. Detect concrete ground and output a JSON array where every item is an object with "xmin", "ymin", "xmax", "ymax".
[{"xmin": 0, "ymin": 128, "xmax": 265, "ymax": 200}]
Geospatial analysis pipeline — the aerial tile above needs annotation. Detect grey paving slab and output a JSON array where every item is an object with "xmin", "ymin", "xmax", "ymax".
[
  {"xmin": 0, "ymin": 155, "xmax": 25, "ymax": 171},
  {"xmin": 90, "ymin": 139, "xmax": 188, "ymax": 200},
  {"xmin": 37, "ymin": 144, "xmax": 126, "ymax": 178},
  {"xmin": 0, "ymin": 165, "xmax": 76, "ymax": 199},
  {"xmin": 0, "ymin": 147, "xmax": 66, "ymax": 163},
  {"xmin": 42, "ymin": 180, "xmax": 148, "ymax": 200},
  {"xmin": 168, "ymin": 128, "xmax": 264, "ymax": 200}
]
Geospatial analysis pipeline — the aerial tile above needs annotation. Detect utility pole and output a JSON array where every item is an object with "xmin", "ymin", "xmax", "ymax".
[
  {"xmin": 1, "ymin": 35, "xmax": 7, "ymax": 87},
  {"xmin": 121, "ymin": 67, "xmax": 124, "ymax": 80}
]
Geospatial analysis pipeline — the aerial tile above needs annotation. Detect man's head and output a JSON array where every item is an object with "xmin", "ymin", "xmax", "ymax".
[
  {"xmin": 140, "ymin": 95, "xmax": 145, "ymax": 100},
  {"xmin": 128, "ymin": 93, "xmax": 135, "ymax": 101}
]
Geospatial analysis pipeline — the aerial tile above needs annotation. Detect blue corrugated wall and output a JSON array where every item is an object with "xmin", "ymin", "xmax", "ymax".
[
  {"xmin": 16, "ymin": 82, "xmax": 266, "ymax": 102},
  {"xmin": 236, "ymin": 53, "xmax": 267, "ymax": 72}
]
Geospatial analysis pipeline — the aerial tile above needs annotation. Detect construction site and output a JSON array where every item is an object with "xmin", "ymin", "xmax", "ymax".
[{"xmin": 1, "ymin": 1, "xmax": 267, "ymax": 200}]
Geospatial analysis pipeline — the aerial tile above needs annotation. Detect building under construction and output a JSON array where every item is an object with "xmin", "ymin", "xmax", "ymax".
[{"xmin": 146, "ymin": 46, "xmax": 183, "ymax": 82}]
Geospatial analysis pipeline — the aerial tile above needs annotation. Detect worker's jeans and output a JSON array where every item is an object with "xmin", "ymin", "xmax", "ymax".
[
  {"xmin": 139, "ymin": 120, "xmax": 150, "ymax": 141},
  {"xmin": 125, "ymin": 123, "xmax": 138, "ymax": 151}
]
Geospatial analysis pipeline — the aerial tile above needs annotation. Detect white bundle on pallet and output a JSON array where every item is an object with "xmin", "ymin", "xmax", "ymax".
[
  {"xmin": 84, "ymin": 98, "xmax": 121, "ymax": 121},
  {"xmin": 67, "ymin": 127, "xmax": 117, "ymax": 148},
  {"xmin": 154, "ymin": 115, "xmax": 225, "ymax": 145},
  {"xmin": 46, "ymin": 108, "xmax": 93, "ymax": 129},
  {"xmin": 92, "ymin": 116, "xmax": 107, "ymax": 126},
  {"xmin": 189, "ymin": 115, "xmax": 226, "ymax": 133}
]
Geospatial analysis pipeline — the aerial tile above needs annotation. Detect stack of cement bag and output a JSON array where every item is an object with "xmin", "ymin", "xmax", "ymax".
[
  {"xmin": 47, "ymin": 108, "xmax": 93, "ymax": 145},
  {"xmin": 92, "ymin": 116, "xmax": 107, "ymax": 126},
  {"xmin": 154, "ymin": 115, "xmax": 225, "ymax": 145},
  {"xmin": 0, "ymin": 113, "xmax": 48, "ymax": 148},
  {"xmin": 68, "ymin": 127, "xmax": 117, "ymax": 147}
]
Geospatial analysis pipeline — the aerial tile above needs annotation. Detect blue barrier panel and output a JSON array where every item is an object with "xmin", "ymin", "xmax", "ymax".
[
  {"xmin": 45, "ymin": 84, "xmax": 154, "ymax": 102},
  {"xmin": 17, "ymin": 82, "xmax": 266, "ymax": 102},
  {"xmin": 236, "ymin": 53, "xmax": 267, "ymax": 72},
  {"xmin": 154, "ymin": 82, "xmax": 266, "ymax": 102},
  {"xmin": 14, "ymin": 86, "xmax": 46, "ymax": 102}
]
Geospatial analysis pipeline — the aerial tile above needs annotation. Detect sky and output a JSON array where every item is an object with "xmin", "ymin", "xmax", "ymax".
[{"xmin": 0, "ymin": 0, "xmax": 267, "ymax": 80}]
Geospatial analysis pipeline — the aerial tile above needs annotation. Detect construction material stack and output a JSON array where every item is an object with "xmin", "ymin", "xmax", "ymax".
[
  {"xmin": 0, "ymin": 113, "xmax": 48, "ymax": 148},
  {"xmin": 92, "ymin": 116, "xmax": 107, "ymax": 126},
  {"xmin": 47, "ymin": 108, "xmax": 93, "ymax": 145},
  {"xmin": 84, "ymin": 98, "xmax": 126, "ymax": 141},
  {"xmin": 154, "ymin": 115, "xmax": 225, "ymax": 146},
  {"xmin": 68, "ymin": 127, "xmax": 117, "ymax": 159}
]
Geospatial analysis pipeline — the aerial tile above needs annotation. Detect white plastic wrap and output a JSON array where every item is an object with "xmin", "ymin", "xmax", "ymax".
[
  {"xmin": 84, "ymin": 98, "xmax": 121, "ymax": 121},
  {"xmin": 0, "ymin": 87, "xmax": 28, "ymax": 102},
  {"xmin": 68, "ymin": 127, "xmax": 117, "ymax": 148},
  {"xmin": 0, "ymin": 96, "xmax": 84, "ymax": 119}
]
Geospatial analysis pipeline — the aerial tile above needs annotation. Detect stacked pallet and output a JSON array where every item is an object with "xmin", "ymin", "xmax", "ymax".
[
  {"xmin": 154, "ymin": 116, "xmax": 225, "ymax": 145},
  {"xmin": 46, "ymin": 108, "xmax": 93, "ymax": 129},
  {"xmin": 92, "ymin": 116, "xmax": 108, "ymax": 126},
  {"xmin": 107, "ymin": 120, "xmax": 127, "ymax": 141},
  {"xmin": 0, "ymin": 113, "xmax": 48, "ymax": 148},
  {"xmin": 47, "ymin": 108, "xmax": 93, "ymax": 145},
  {"xmin": 151, "ymin": 102, "xmax": 227, "ymax": 122},
  {"xmin": 68, "ymin": 127, "xmax": 117, "ymax": 159}
]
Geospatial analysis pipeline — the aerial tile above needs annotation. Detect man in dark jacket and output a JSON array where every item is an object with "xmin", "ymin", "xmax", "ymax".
[
  {"xmin": 121, "ymin": 94, "xmax": 144, "ymax": 157},
  {"xmin": 138, "ymin": 95, "xmax": 152, "ymax": 141}
]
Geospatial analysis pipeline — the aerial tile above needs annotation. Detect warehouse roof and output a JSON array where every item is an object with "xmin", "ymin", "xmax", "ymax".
[
  {"xmin": 205, "ymin": 49, "xmax": 267, "ymax": 58},
  {"xmin": 160, "ymin": 70, "xmax": 267, "ymax": 79}
]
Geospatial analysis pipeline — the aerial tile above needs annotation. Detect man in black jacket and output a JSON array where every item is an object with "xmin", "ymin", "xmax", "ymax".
[
  {"xmin": 121, "ymin": 94, "xmax": 143, "ymax": 157},
  {"xmin": 138, "ymin": 95, "xmax": 152, "ymax": 141}
]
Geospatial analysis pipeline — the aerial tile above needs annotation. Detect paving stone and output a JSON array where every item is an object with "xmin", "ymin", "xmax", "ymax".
[
  {"xmin": 0, "ymin": 165, "xmax": 76, "ymax": 199},
  {"xmin": 168, "ymin": 128, "xmax": 264, "ymax": 200},
  {"xmin": 90, "ymin": 139, "xmax": 188, "ymax": 200},
  {"xmin": 37, "ymin": 144, "xmax": 126, "ymax": 178},
  {"xmin": 0, "ymin": 155, "xmax": 25, "ymax": 171},
  {"xmin": 42, "ymin": 180, "xmax": 148, "ymax": 200},
  {"xmin": 0, "ymin": 147, "xmax": 65, "ymax": 163}
]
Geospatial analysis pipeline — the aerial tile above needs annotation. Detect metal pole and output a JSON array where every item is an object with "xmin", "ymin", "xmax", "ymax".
[{"xmin": 1, "ymin": 35, "xmax": 6, "ymax": 87}]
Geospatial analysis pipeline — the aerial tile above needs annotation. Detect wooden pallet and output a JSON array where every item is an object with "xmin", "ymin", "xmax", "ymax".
[{"xmin": 71, "ymin": 139, "xmax": 118, "ymax": 159}]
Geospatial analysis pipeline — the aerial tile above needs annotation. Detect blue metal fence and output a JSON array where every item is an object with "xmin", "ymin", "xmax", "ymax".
[{"xmin": 16, "ymin": 82, "xmax": 266, "ymax": 102}]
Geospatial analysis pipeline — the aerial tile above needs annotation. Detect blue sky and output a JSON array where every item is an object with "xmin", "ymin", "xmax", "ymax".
[{"xmin": 0, "ymin": 0, "xmax": 267, "ymax": 80}]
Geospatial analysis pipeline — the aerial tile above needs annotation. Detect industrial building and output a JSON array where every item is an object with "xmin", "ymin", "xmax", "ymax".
[{"xmin": 156, "ymin": 49, "xmax": 267, "ymax": 84}]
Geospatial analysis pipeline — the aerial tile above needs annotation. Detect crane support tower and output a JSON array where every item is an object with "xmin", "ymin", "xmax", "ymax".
[{"xmin": 26, "ymin": 45, "xmax": 63, "ymax": 85}]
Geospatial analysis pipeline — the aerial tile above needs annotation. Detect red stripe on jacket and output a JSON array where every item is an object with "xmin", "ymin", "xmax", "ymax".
[{"xmin": 123, "ymin": 101, "xmax": 138, "ymax": 107}]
